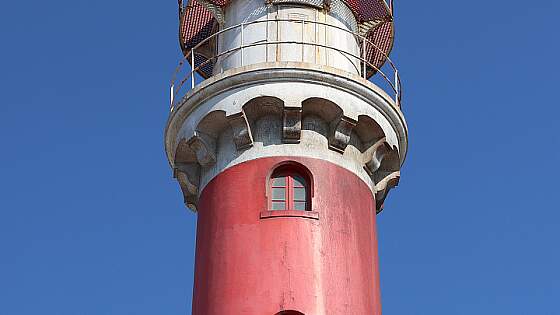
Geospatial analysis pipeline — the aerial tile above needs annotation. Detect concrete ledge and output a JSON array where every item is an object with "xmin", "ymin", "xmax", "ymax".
[
  {"xmin": 165, "ymin": 61, "xmax": 408, "ymax": 167},
  {"xmin": 260, "ymin": 210, "xmax": 320, "ymax": 220}
]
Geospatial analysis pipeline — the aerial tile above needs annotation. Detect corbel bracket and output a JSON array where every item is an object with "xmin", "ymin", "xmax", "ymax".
[
  {"xmin": 329, "ymin": 116, "xmax": 357, "ymax": 153},
  {"xmin": 283, "ymin": 107, "xmax": 302, "ymax": 144},
  {"xmin": 227, "ymin": 112, "xmax": 254, "ymax": 150}
]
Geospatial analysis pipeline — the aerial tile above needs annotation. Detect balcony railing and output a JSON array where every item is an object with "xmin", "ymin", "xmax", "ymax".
[{"xmin": 170, "ymin": 18, "xmax": 402, "ymax": 111}]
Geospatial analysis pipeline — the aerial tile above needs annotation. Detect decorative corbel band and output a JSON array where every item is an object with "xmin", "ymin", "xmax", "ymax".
[
  {"xmin": 187, "ymin": 132, "xmax": 217, "ymax": 167},
  {"xmin": 227, "ymin": 112, "xmax": 253, "ymax": 150},
  {"xmin": 283, "ymin": 107, "xmax": 302, "ymax": 143},
  {"xmin": 328, "ymin": 116, "xmax": 357, "ymax": 153},
  {"xmin": 174, "ymin": 165, "xmax": 200, "ymax": 211}
]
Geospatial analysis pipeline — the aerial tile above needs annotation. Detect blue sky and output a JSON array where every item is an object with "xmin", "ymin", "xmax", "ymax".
[{"xmin": 1, "ymin": 0, "xmax": 559, "ymax": 314}]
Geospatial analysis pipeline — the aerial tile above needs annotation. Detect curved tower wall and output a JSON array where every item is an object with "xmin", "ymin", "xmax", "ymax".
[
  {"xmin": 193, "ymin": 157, "xmax": 381, "ymax": 315},
  {"xmin": 216, "ymin": 0, "xmax": 361, "ymax": 75}
]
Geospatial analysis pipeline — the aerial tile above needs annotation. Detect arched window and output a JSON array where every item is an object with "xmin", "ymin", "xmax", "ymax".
[{"xmin": 270, "ymin": 166, "xmax": 310, "ymax": 211}]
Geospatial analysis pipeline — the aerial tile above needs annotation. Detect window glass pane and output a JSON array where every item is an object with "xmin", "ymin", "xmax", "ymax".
[
  {"xmin": 272, "ymin": 176, "xmax": 286, "ymax": 187},
  {"xmin": 293, "ymin": 187, "xmax": 306, "ymax": 201},
  {"xmin": 272, "ymin": 187, "xmax": 286, "ymax": 200},
  {"xmin": 294, "ymin": 201, "xmax": 307, "ymax": 210},
  {"xmin": 271, "ymin": 201, "xmax": 286, "ymax": 210},
  {"xmin": 293, "ymin": 175, "xmax": 306, "ymax": 188}
]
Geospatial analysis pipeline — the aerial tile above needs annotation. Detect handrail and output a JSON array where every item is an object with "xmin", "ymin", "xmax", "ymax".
[
  {"xmin": 173, "ymin": 18, "xmax": 399, "ymax": 79},
  {"xmin": 174, "ymin": 18, "xmax": 400, "ymax": 81},
  {"xmin": 171, "ymin": 18, "xmax": 402, "ymax": 111}
]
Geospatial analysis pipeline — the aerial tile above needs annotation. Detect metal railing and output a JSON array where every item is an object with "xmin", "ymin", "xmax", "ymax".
[{"xmin": 171, "ymin": 18, "xmax": 402, "ymax": 111}]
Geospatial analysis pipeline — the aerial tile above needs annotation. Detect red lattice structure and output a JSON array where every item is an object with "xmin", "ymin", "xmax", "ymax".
[{"xmin": 177, "ymin": 0, "xmax": 395, "ymax": 79}]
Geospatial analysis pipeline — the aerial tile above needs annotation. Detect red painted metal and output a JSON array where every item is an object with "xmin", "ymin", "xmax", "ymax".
[{"xmin": 192, "ymin": 157, "xmax": 381, "ymax": 315}]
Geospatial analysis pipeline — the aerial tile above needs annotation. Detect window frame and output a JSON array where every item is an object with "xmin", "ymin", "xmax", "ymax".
[
  {"xmin": 262, "ymin": 162, "xmax": 318, "ymax": 220},
  {"xmin": 270, "ymin": 169, "xmax": 309, "ymax": 211}
]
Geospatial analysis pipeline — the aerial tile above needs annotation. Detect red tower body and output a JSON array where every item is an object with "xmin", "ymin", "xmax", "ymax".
[
  {"xmin": 165, "ymin": 0, "xmax": 408, "ymax": 314},
  {"xmin": 194, "ymin": 157, "xmax": 381, "ymax": 314}
]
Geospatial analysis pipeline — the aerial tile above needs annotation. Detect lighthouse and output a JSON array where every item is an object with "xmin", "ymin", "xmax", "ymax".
[{"xmin": 164, "ymin": 0, "xmax": 408, "ymax": 313}]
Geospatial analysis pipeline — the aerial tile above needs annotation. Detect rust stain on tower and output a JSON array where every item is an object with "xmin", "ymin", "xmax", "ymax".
[{"xmin": 165, "ymin": 0, "xmax": 408, "ymax": 314}]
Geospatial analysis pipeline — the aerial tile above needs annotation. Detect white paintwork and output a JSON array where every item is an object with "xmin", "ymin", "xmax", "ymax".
[
  {"xmin": 215, "ymin": 0, "xmax": 360, "ymax": 75},
  {"xmin": 178, "ymin": 81, "xmax": 399, "ymax": 150}
]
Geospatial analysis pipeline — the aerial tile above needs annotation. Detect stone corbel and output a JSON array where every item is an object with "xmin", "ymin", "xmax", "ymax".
[
  {"xmin": 283, "ymin": 107, "xmax": 302, "ymax": 144},
  {"xmin": 227, "ymin": 112, "xmax": 253, "ymax": 150},
  {"xmin": 374, "ymin": 171, "xmax": 400, "ymax": 213},
  {"xmin": 328, "ymin": 116, "xmax": 357, "ymax": 153},
  {"xmin": 187, "ymin": 132, "xmax": 217, "ymax": 167},
  {"xmin": 362, "ymin": 139, "xmax": 401, "ymax": 213},
  {"xmin": 363, "ymin": 140, "xmax": 392, "ymax": 176},
  {"xmin": 174, "ymin": 164, "xmax": 201, "ymax": 211}
]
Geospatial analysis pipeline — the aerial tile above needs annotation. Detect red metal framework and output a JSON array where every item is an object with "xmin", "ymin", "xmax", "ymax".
[
  {"xmin": 177, "ymin": 0, "xmax": 395, "ymax": 79},
  {"xmin": 344, "ymin": 0, "xmax": 392, "ymax": 22}
]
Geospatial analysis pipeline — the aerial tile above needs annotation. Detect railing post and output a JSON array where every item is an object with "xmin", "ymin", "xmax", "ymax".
[
  {"xmin": 276, "ymin": 17, "xmax": 280, "ymax": 62},
  {"xmin": 191, "ymin": 49, "xmax": 195, "ymax": 89},
  {"xmin": 240, "ymin": 22, "xmax": 244, "ymax": 66},
  {"xmin": 314, "ymin": 19, "xmax": 318, "ymax": 64},
  {"xmin": 265, "ymin": 19, "xmax": 269, "ymax": 62},
  {"xmin": 362, "ymin": 39, "xmax": 367, "ymax": 78},
  {"xmin": 301, "ymin": 19, "xmax": 305, "ymax": 62},
  {"xmin": 170, "ymin": 84, "xmax": 174, "ymax": 108},
  {"xmin": 395, "ymin": 69, "xmax": 399, "ymax": 106},
  {"xmin": 216, "ymin": 24, "xmax": 220, "ymax": 71}
]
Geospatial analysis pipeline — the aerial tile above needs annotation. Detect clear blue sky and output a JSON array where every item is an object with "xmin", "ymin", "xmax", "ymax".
[{"xmin": 1, "ymin": 0, "xmax": 559, "ymax": 314}]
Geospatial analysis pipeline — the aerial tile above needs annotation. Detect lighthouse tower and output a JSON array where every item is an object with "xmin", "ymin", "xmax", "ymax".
[{"xmin": 165, "ymin": 0, "xmax": 407, "ymax": 313}]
